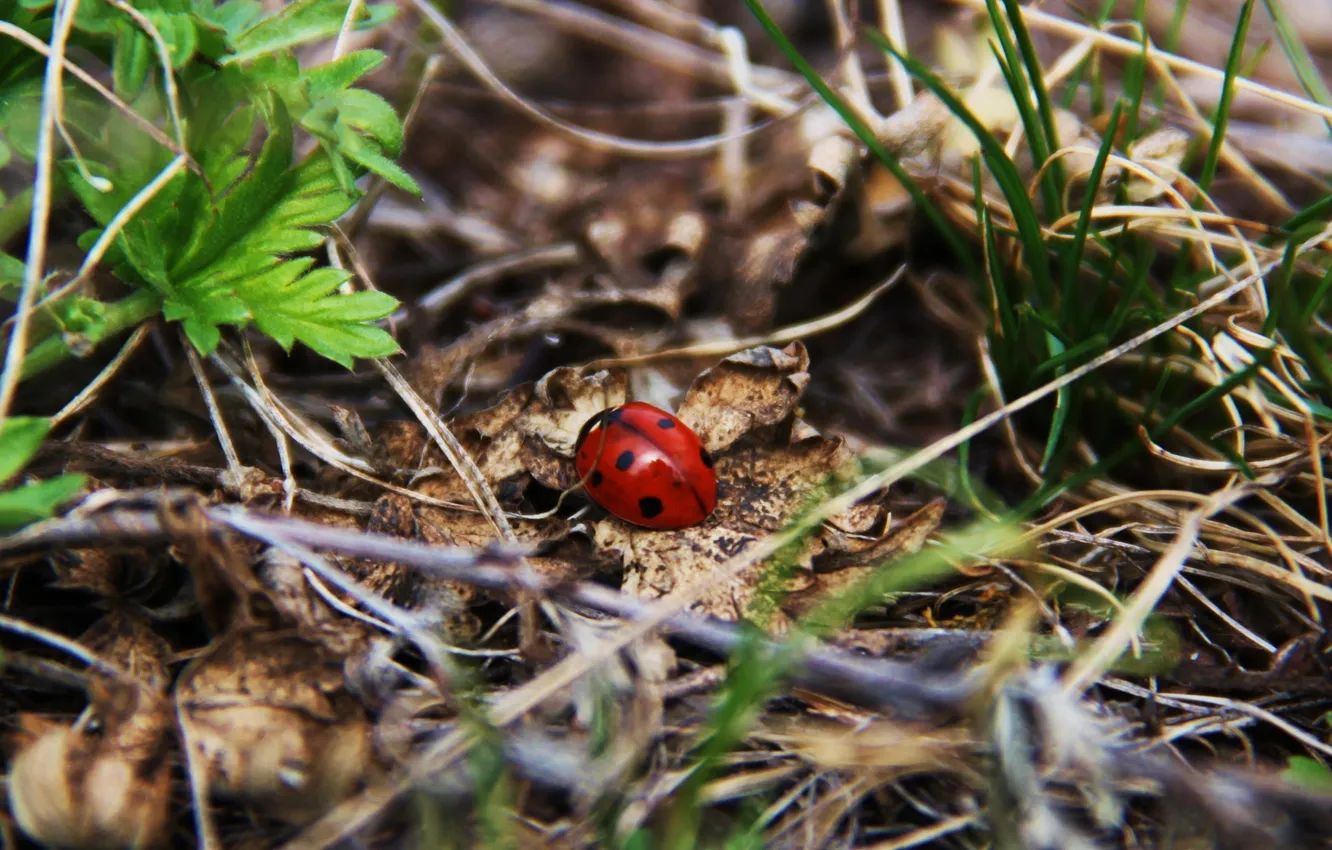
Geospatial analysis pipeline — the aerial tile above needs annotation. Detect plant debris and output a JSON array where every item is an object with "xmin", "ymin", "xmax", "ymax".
[{"xmin": 4, "ymin": 0, "xmax": 1332, "ymax": 848}]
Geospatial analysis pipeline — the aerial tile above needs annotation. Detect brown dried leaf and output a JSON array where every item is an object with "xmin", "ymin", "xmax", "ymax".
[
  {"xmin": 727, "ymin": 207, "xmax": 810, "ymax": 333},
  {"xmin": 78, "ymin": 608, "xmax": 173, "ymax": 691},
  {"xmin": 255, "ymin": 548, "xmax": 376, "ymax": 657},
  {"xmin": 610, "ymin": 435, "xmax": 877, "ymax": 630},
  {"xmin": 176, "ymin": 629, "xmax": 373, "ymax": 824},
  {"xmin": 161, "ymin": 497, "xmax": 267, "ymax": 633},
  {"xmin": 413, "ymin": 507, "xmax": 581, "ymax": 636},
  {"xmin": 785, "ymin": 501, "xmax": 946, "ymax": 618},
  {"xmin": 1125, "ymin": 126, "xmax": 1191, "ymax": 204},
  {"xmin": 8, "ymin": 680, "xmax": 172, "ymax": 850},
  {"xmin": 359, "ymin": 492, "xmax": 421, "ymax": 603},
  {"xmin": 520, "ymin": 367, "xmax": 629, "ymax": 457},
  {"xmin": 676, "ymin": 342, "xmax": 811, "ymax": 452},
  {"xmin": 48, "ymin": 548, "xmax": 124, "ymax": 596}
]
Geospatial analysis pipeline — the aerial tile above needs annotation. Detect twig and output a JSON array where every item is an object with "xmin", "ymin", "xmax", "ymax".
[
  {"xmin": 181, "ymin": 330, "xmax": 244, "ymax": 481},
  {"xmin": 51, "ymin": 322, "xmax": 154, "ymax": 428},
  {"xmin": 4, "ymin": 502, "xmax": 1330, "ymax": 847},
  {"xmin": 0, "ymin": 0, "xmax": 81, "ymax": 427}
]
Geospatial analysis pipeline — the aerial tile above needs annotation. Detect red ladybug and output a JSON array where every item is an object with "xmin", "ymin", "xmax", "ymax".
[{"xmin": 574, "ymin": 401, "xmax": 718, "ymax": 529}]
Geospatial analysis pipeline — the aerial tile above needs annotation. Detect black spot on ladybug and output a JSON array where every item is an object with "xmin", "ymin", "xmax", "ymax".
[
  {"xmin": 699, "ymin": 447, "xmax": 714, "ymax": 468},
  {"xmin": 658, "ymin": 418, "xmax": 675, "ymax": 429},
  {"xmin": 615, "ymin": 450, "xmax": 635, "ymax": 471},
  {"xmin": 605, "ymin": 408, "xmax": 624, "ymax": 423},
  {"xmin": 639, "ymin": 497, "xmax": 664, "ymax": 519},
  {"xmin": 590, "ymin": 470, "xmax": 603, "ymax": 487}
]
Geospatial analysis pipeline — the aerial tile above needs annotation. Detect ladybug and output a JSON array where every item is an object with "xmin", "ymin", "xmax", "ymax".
[{"xmin": 574, "ymin": 401, "xmax": 718, "ymax": 529}]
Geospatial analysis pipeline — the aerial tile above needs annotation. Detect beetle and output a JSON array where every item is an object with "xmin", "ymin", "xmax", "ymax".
[{"xmin": 574, "ymin": 401, "xmax": 718, "ymax": 529}]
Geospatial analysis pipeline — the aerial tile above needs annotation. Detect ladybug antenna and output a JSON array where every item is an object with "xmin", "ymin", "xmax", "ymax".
[{"xmin": 510, "ymin": 413, "xmax": 612, "ymax": 521}]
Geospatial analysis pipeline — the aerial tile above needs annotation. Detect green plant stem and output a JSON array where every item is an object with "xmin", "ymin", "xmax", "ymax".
[{"xmin": 19, "ymin": 289, "xmax": 161, "ymax": 379}]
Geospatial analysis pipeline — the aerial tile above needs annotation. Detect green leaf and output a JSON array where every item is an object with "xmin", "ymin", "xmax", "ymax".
[
  {"xmin": 0, "ymin": 76, "xmax": 43, "ymax": 161},
  {"xmin": 113, "ymin": 21, "xmax": 153, "ymax": 97},
  {"xmin": 205, "ymin": 0, "xmax": 263, "ymax": 38},
  {"xmin": 1282, "ymin": 756, "xmax": 1332, "ymax": 792},
  {"xmin": 0, "ymin": 416, "xmax": 50, "ymax": 485},
  {"xmin": 327, "ymin": 87, "xmax": 404, "ymax": 154},
  {"xmin": 171, "ymin": 94, "xmax": 295, "ymax": 281},
  {"xmin": 0, "ymin": 250, "xmax": 21, "ymax": 300},
  {"xmin": 0, "ymin": 475, "xmax": 86, "ymax": 530},
  {"xmin": 225, "ymin": 0, "xmax": 396, "ymax": 64},
  {"xmin": 241, "ymin": 264, "xmax": 401, "ymax": 368},
  {"xmin": 333, "ymin": 123, "xmax": 419, "ymax": 193},
  {"xmin": 303, "ymin": 48, "xmax": 384, "ymax": 95},
  {"xmin": 145, "ymin": 10, "xmax": 200, "ymax": 69}
]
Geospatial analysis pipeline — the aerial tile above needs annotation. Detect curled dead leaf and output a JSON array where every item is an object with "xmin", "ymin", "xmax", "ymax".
[
  {"xmin": 676, "ymin": 342, "xmax": 811, "ymax": 452},
  {"xmin": 8, "ymin": 679, "xmax": 172, "ymax": 850},
  {"xmin": 1125, "ymin": 127, "xmax": 1191, "ymax": 204},
  {"xmin": 785, "ymin": 501, "xmax": 946, "ymax": 618},
  {"xmin": 176, "ymin": 630, "xmax": 373, "ymax": 824}
]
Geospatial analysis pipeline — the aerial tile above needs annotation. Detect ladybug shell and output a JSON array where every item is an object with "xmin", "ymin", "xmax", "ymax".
[{"xmin": 574, "ymin": 402, "xmax": 718, "ymax": 529}]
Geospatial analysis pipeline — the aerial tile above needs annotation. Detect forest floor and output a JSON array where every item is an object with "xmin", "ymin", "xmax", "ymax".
[{"xmin": 3, "ymin": 0, "xmax": 1332, "ymax": 848}]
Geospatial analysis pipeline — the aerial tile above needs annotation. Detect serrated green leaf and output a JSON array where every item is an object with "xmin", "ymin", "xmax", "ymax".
[
  {"xmin": 0, "ymin": 474, "xmax": 86, "ymax": 530},
  {"xmin": 145, "ymin": 10, "xmax": 199, "ymax": 69},
  {"xmin": 327, "ymin": 87, "xmax": 403, "ymax": 153},
  {"xmin": 304, "ymin": 49, "xmax": 385, "ymax": 95},
  {"xmin": 334, "ymin": 123, "xmax": 418, "ymax": 192},
  {"xmin": 225, "ymin": 0, "xmax": 396, "ymax": 64},
  {"xmin": 113, "ymin": 21, "xmax": 152, "ymax": 97},
  {"xmin": 171, "ymin": 95, "xmax": 295, "ymax": 280},
  {"xmin": 163, "ymin": 289, "xmax": 248, "ymax": 326},
  {"xmin": 240, "ymin": 265, "xmax": 400, "ymax": 368},
  {"xmin": 181, "ymin": 315, "xmax": 222, "ymax": 354},
  {"xmin": 205, "ymin": 0, "xmax": 262, "ymax": 37},
  {"xmin": 0, "ymin": 416, "xmax": 50, "ymax": 485}
]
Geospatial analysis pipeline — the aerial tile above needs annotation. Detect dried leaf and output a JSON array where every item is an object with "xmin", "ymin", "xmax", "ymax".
[
  {"xmin": 1125, "ymin": 126, "xmax": 1191, "ymax": 204},
  {"xmin": 78, "ymin": 607, "xmax": 173, "ymax": 691},
  {"xmin": 176, "ymin": 629, "xmax": 373, "ymax": 824},
  {"xmin": 9, "ymin": 680, "xmax": 172, "ymax": 850},
  {"xmin": 610, "ymin": 435, "xmax": 876, "ymax": 629},
  {"xmin": 785, "ymin": 500, "xmax": 946, "ymax": 617},
  {"xmin": 676, "ymin": 342, "xmax": 811, "ymax": 452}
]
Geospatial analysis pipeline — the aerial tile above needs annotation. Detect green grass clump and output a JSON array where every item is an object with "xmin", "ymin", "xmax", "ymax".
[{"xmin": 744, "ymin": 0, "xmax": 1332, "ymax": 513}]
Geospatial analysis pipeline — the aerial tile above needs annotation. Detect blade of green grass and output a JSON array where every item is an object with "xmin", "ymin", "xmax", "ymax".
[
  {"xmin": 957, "ymin": 387, "xmax": 1002, "ymax": 518},
  {"xmin": 994, "ymin": 0, "xmax": 1066, "ymax": 212},
  {"xmin": 1120, "ymin": 11, "xmax": 1151, "ymax": 140},
  {"xmin": 864, "ymin": 27, "xmax": 1055, "ymax": 309},
  {"xmin": 977, "ymin": 162, "xmax": 1019, "ymax": 359},
  {"xmin": 1198, "ymin": 0, "xmax": 1256, "ymax": 193},
  {"xmin": 1013, "ymin": 351, "xmax": 1271, "ymax": 515},
  {"xmin": 1062, "ymin": 98, "xmax": 1124, "ymax": 331}
]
